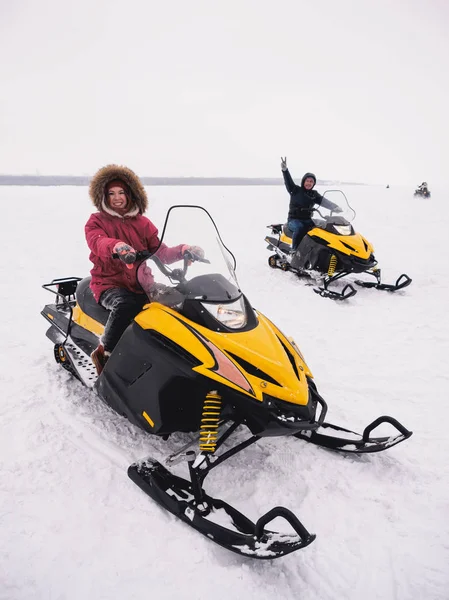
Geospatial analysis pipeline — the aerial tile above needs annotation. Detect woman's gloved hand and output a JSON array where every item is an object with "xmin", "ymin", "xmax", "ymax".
[
  {"xmin": 181, "ymin": 244, "xmax": 205, "ymax": 265},
  {"xmin": 113, "ymin": 242, "xmax": 136, "ymax": 269}
]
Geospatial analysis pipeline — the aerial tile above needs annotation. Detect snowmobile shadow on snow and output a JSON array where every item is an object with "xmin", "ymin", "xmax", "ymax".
[
  {"xmin": 266, "ymin": 190, "xmax": 412, "ymax": 300},
  {"xmin": 41, "ymin": 205, "xmax": 412, "ymax": 560}
]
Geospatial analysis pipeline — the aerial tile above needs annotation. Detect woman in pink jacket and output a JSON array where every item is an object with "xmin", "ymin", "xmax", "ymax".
[{"xmin": 86, "ymin": 164, "xmax": 197, "ymax": 375}]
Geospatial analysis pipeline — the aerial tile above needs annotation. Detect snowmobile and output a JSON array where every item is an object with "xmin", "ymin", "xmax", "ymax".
[
  {"xmin": 41, "ymin": 205, "xmax": 412, "ymax": 560},
  {"xmin": 414, "ymin": 187, "xmax": 431, "ymax": 198},
  {"xmin": 265, "ymin": 190, "xmax": 412, "ymax": 300}
]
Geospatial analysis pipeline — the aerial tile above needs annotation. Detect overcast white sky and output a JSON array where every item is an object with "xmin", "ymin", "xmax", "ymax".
[{"xmin": 1, "ymin": 0, "xmax": 448, "ymax": 184}]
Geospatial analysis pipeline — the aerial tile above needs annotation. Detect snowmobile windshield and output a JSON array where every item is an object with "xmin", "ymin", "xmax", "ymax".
[
  {"xmin": 312, "ymin": 190, "xmax": 356, "ymax": 231},
  {"xmin": 136, "ymin": 205, "xmax": 240, "ymax": 304}
]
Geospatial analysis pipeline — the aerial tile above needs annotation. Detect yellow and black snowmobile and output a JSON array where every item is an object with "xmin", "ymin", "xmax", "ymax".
[
  {"xmin": 41, "ymin": 206, "xmax": 412, "ymax": 559},
  {"xmin": 266, "ymin": 191, "xmax": 412, "ymax": 300}
]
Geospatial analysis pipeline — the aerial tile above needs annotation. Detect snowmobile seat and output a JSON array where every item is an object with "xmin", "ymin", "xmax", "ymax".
[{"xmin": 76, "ymin": 277, "xmax": 110, "ymax": 326}]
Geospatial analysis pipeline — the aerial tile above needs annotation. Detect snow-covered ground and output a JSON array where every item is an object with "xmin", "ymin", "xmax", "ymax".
[{"xmin": 1, "ymin": 184, "xmax": 448, "ymax": 600}]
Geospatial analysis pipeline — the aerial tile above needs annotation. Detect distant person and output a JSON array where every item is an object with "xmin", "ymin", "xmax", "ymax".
[
  {"xmin": 85, "ymin": 164, "xmax": 202, "ymax": 375},
  {"xmin": 281, "ymin": 157, "xmax": 342, "ymax": 252},
  {"xmin": 386, "ymin": 184, "xmax": 390, "ymax": 189}
]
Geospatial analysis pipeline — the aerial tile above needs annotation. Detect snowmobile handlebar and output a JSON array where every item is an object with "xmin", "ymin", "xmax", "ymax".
[
  {"xmin": 112, "ymin": 249, "xmax": 209, "ymax": 267},
  {"xmin": 149, "ymin": 252, "xmax": 210, "ymax": 284},
  {"xmin": 111, "ymin": 250, "xmax": 152, "ymax": 262},
  {"xmin": 150, "ymin": 255, "xmax": 188, "ymax": 282},
  {"xmin": 113, "ymin": 249, "xmax": 211, "ymax": 284},
  {"xmin": 313, "ymin": 207, "xmax": 342, "ymax": 220}
]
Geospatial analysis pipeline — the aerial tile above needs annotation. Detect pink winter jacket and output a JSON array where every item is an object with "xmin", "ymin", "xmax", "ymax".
[{"xmin": 85, "ymin": 211, "xmax": 184, "ymax": 302}]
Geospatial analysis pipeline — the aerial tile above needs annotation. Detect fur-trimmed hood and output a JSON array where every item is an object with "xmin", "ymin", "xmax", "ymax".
[{"xmin": 89, "ymin": 164, "xmax": 148, "ymax": 214}]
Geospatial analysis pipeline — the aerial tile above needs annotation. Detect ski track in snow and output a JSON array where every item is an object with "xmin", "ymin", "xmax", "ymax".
[{"xmin": 1, "ymin": 185, "xmax": 448, "ymax": 600}]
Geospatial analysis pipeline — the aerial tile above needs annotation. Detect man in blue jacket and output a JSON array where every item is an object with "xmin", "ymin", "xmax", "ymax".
[{"xmin": 281, "ymin": 157, "xmax": 342, "ymax": 252}]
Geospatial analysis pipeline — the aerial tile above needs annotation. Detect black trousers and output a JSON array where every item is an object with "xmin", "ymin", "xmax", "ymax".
[{"xmin": 99, "ymin": 288, "xmax": 148, "ymax": 352}]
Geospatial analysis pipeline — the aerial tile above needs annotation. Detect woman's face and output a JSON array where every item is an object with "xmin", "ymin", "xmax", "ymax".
[{"xmin": 107, "ymin": 186, "xmax": 128, "ymax": 210}]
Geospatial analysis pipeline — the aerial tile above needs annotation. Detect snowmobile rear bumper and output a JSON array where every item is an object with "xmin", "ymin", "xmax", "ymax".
[
  {"xmin": 128, "ymin": 457, "xmax": 315, "ymax": 559},
  {"xmin": 294, "ymin": 415, "xmax": 412, "ymax": 453}
]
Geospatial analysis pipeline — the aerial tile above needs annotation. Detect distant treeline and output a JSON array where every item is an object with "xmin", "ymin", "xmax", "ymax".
[{"xmin": 0, "ymin": 175, "xmax": 347, "ymax": 187}]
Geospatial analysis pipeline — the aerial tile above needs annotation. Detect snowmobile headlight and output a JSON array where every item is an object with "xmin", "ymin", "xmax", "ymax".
[
  {"xmin": 334, "ymin": 224, "xmax": 352, "ymax": 236},
  {"xmin": 202, "ymin": 297, "xmax": 247, "ymax": 329}
]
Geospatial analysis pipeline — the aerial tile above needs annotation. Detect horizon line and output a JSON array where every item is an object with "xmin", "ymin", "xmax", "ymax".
[{"xmin": 0, "ymin": 174, "xmax": 368, "ymax": 187}]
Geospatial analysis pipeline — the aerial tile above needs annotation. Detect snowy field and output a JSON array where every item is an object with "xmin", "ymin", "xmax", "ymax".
[{"xmin": 1, "ymin": 183, "xmax": 448, "ymax": 600}]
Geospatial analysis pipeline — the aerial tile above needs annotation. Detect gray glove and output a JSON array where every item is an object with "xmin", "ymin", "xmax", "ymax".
[
  {"xmin": 333, "ymin": 206, "xmax": 343, "ymax": 214},
  {"xmin": 280, "ymin": 156, "xmax": 287, "ymax": 172}
]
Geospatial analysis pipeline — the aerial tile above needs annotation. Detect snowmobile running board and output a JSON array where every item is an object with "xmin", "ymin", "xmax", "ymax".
[
  {"xmin": 355, "ymin": 273, "xmax": 412, "ymax": 292},
  {"xmin": 294, "ymin": 415, "xmax": 412, "ymax": 453},
  {"xmin": 128, "ymin": 456, "xmax": 315, "ymax": 559}
]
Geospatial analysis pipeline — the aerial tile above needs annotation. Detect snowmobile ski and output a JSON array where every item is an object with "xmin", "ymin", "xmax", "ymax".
[
  {"xmin": 355, "ymin": 273, "xmax": 412, "ymax": 292},
  {"xmin": 294, "ymin": 416, "xmax": 412, "ymax": 454},
  {"xmin": 313, "ymin": 282, "xmax": 357, "ymax": 301},
  {"xmin": 128, "ymin": 455, "xmax": 315, "ymax": 559}
]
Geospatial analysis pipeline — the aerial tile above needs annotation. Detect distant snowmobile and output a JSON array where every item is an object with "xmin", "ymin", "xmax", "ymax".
[
  {"xmin": 265, "ymin": 190, "xmax": 412, "ymax": 300},
  {"xmin": 41, "ymin": 205, "xmax": 412, "ymax": 559},
  {"xmin": 414, "ymin": 183, "xmax": 431, "ymax": 198}
]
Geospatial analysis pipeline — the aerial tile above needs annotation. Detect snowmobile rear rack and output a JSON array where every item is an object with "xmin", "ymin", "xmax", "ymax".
[
  {"xmin": 42, "ymin": 277, "xmax": 82, "ymax": 304},
  {"xmin": 42, "ymin": 277, "xmax": 83, "ymax": 341},
  {"xmin": 294, "ymin": 415, "xmax": 412, "ymax": 454}
]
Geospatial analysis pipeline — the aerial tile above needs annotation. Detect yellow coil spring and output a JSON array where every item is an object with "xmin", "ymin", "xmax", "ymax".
[
  {"xmin": 328, "ymin": 255, "xmax": 337, "ymax": 277},
  {"xmin": 199, "ymin": 391, "xmax": 222, "ymax": 453}
]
